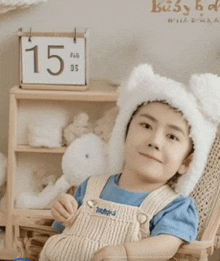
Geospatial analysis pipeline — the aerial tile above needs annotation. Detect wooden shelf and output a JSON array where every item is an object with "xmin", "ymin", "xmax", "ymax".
[
  {"xmin": 11, "ymin": 80, "xmax": 119, "ymax": 102},
  {"xmin": 15, "ymin": 145, "xmax": 67, "ymax": 154},
  {"xmin": 13, "ymin": 209, "xmax": 52, "ymax": 219},
  {"xmin": 5, "ymin": 83, "xmax": 118, "ymax": 259}
]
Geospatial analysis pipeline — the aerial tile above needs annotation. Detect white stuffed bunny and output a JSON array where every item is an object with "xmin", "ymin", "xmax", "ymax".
[{"xmin": 17, "ymin": 133, "xmax": 107, "ymax": 209}]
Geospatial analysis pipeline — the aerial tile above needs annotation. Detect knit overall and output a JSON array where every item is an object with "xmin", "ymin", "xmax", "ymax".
[{"xmin": 39, "ymin": 175, "xmax": 179, "ymax": 261}]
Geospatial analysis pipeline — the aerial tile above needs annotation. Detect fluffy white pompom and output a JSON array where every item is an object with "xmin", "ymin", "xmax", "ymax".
[
  {"xmin": 62, "ymin": 133, "xmax": 107, "ymax": 186},
  {"xmin": 190, "ymin": 73, "xmax": 220, "ymax": 123}
]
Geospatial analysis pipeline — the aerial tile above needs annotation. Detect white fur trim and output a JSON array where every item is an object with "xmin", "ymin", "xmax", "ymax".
[
  {"xmin": 190, "ymin": 73, "xmax": 220, "ymax": 123},
  {"xmin": 109, "ymin": 64, "xmax": 219, "ymax": 196}
]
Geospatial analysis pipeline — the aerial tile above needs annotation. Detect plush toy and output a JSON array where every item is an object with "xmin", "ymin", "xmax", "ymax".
[
  {"xmin": 15, "ymin": 168, "xmax": 57, "ymax": 209},
  {"xmin": 63, "ymin": 108, "xmax": 119, "ymax": 146},
  {"xmin": 28, "ymin": 107, "xmax": 69, "ymax": 148},
  {"xmin": 62, "ymin": 133, "xmax": 107, "ymax": 186},
  {"xmin": 34, "ymin": 169, "xmax": 57, "ymax": 191},
  {"xmin": 16, "ymin": 133, "xmax": 107, "ymax": 209},
  {"xmin": 94, "ymin": 106, "xmax": 119, "ymax": 143},
  {"xmin": 63, "ymin": 112, "xmax": 93, "ymax": 146}
]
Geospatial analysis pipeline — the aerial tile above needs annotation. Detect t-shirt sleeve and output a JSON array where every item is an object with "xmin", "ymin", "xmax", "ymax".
[
  {"xmin": 52, "ymin": 177, "xmax": 89, "ymax": 232},
  {"xmin": 73, "ymin": 177, "xmax": 89, "ymax": 207},
  {"xmin": 150, "ymin": 196, "xmax": 199, "ymax": 243}
]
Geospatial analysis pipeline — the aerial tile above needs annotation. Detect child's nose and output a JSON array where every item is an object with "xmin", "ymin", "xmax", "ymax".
[
  {"xmin": 148, "ymin": 143, "xmax": 159, "ymax": 150},
  {"xmin": 147, "ymin": 130, "xmax": 163, "ymax": 150}
]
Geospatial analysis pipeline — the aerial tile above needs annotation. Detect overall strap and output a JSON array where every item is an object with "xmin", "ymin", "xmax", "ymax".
[
  {"xmin": 138, "ymin": 185, "xmax": 179, "ymax": 238},
  {"xmin": 140, "ymin": 184, "xmax": 179, "ymax": 218},
  {"xmin": 84, "ymin": 174, "xmax": 112, "ymax": 200}
]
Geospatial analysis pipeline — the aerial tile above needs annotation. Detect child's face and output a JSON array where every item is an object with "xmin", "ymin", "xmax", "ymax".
[{"xmin": 123, "ymin": 102, "xmax": 193, "ymax": 191}]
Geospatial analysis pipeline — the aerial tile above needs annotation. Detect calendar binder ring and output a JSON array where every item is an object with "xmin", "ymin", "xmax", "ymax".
[
  {"xmin": 73, "ymin": 27, "xmax": 76, "ymax": 43},
  {"xmin": 28, "ymin": 27, "xmax": 32, "ymax": 42}
]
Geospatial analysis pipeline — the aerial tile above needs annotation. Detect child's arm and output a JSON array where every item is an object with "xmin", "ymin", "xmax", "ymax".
[
  {"xmin": 92, "ymin": 234, "xmax": 183, "ymax": 261},
  {"xmin": 51, "ymin": 193, "xmax": 78, "ymax": 226}
]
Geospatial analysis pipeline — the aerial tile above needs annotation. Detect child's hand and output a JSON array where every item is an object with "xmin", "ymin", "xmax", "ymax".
[
  {"xmin": 51, "ymin": 193, "xmax": 78, "ymax": 226},
  {"xmin": 91, "ymin": 245, "xmax": 127, "ymax": 261}
]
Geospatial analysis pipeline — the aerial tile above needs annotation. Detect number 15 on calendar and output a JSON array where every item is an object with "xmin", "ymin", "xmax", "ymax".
[{"xmin": 19, "ymin": 30, "xmax": 87, "ymax": 88}]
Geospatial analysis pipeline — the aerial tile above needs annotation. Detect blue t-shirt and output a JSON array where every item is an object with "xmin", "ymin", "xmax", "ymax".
[{"xmin": 52, "ymin": 174, "xmax": 199, "ymax": 243}]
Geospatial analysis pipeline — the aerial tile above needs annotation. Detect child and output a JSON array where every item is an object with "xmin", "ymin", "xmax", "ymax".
[{"xmin": 39, "ymin": 64, "xmax": 220, "ymax": 261}]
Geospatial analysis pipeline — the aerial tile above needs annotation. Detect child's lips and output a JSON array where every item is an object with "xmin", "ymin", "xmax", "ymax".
[{"xmin": 139, "ymin": 152, "xmax": 162, "ymax": 163}]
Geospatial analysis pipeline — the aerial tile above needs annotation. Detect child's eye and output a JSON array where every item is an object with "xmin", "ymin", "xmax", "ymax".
[
  {"xmin": 167, "ymin": 134, "xmax": 179, "ymax": 141},
  {"xmin": 140, "ymin": 123, "xmax": 152, "ymax": 129}
]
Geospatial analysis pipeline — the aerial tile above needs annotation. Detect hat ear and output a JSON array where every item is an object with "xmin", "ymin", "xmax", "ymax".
[
  {"xmin": 190, "ymin": 73, "xmax": 220, "ymax": 123},
  {"xmin": 118, "ymin": 64, "xmax": 155, "ymax": 107},
  {"xmin": 126, "ymin": 63, "xmax": 155, "ymax": 91}
]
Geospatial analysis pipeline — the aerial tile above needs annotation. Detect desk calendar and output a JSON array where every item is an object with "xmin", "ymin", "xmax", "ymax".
[{"xmin": 18, "ymin": 28, "xmax": 88, "ymax": 91}]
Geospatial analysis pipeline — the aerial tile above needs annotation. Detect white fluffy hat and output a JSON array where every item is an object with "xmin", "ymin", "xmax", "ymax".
[{"xmin": 109, "ymin": 64, "xmax": 220, "ymax": 196}]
